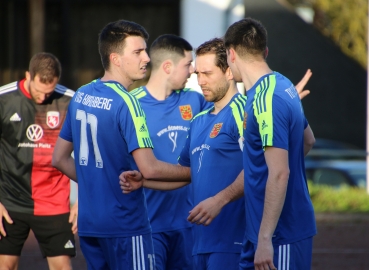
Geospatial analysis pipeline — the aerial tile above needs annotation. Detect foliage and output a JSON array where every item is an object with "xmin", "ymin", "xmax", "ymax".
[
  {"xmin": 308, "ymin": 181, "xmax": 369, "ymax": 212},
  {"xmin": 285, "ymin": 0, "xmax": 368, "ymax": 69}
]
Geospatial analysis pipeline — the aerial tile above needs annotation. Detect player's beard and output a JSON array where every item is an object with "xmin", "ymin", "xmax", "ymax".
[{"xmin": 208, "ymin": 80, "xmax": 230, "ymax": 103}]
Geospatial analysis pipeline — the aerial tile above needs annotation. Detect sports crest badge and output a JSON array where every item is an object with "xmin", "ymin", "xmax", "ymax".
[
  {"xmin": 243, "ymin": 112, "xmax": 247, "ymax": 130},
  {"xmin": 46, "ymin": 111, "xmax": 60, "ymax": 128},
  {"xmin": 209, "ymin": 123, "xmax": 223, "ymax": 138},
  {"xmin": 179, "ymin": 105, "xmax": 193, "ymax": 120}
]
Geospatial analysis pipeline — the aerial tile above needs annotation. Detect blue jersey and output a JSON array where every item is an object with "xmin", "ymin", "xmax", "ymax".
[
  {"xmin": 178, "ymin": 93, "xmax": 247, "ymax": 254},
  {"xmin": 130, "ymin": 86, "xmax": 210, "ymax": 232},
  {"xmin": 243, "ymin": 72, "xmax": 316, "ymax": 245},
  {"xmin": 59, "ymin": 79, "xmax": 153, "ymax": 238}
]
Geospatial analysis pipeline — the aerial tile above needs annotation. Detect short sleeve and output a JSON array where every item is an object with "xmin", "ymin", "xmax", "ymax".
[
  {"xmin": 117, "ymin": 94, "xmax": 153, "ymax": 153},
  {"xmin": 256, "ymin": 94, "xmax": 289, "ymax": 150}
]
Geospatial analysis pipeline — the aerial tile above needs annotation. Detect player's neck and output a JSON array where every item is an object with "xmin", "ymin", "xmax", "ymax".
[
  {"xmin": 241, "ymin": 61, "xmax": 272, "ymax": 92},
  {"xmin": 101, "ymin": 70, "xmax": 133, "ymax": 90},
  {"xmin": 145, "ymin": 72, "xmax": 173, "ymax": 101},
  {"xmin": 23, "ymin": 78, "xmax": 30, "ymax": 94}
]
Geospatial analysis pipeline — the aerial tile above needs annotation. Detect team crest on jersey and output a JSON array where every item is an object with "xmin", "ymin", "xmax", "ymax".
[
  {"xmin": 209, "ymin": 123, "xmax": 223, "ymax": 138},
  {"xmin": 179, "ymin": 105, "xmax": 193, "ymax": 120},
  {"xmin": 46, "ymin": 111, "xmax": 60, "ymax": 128},
  {"xmin": 243, "ymin": 112, "xmax": 248, "ymax": 130}
]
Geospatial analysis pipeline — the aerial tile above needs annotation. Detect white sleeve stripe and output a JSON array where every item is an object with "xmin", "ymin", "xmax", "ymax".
[
  {"xmin": 54, "ymin": 84, "xmax": 74, "ymax": 97},
  {"xmin": 0, "ymin": 82, "xmax": 17, "ymax": 95}
]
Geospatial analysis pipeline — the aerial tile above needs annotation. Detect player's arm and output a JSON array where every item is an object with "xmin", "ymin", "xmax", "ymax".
[
  {"xmin": 254, "ymin": 146, "xmax": 289, "ymax": 270},
  {"xmin": 119, "ymin": 147, "xmax": 191, "ymax": 193},
  {"xmin": 119, "ymin": 169, "xmax": 189, "ymax": 194},
  {"xmin": 0, "ymin": 202, "xmax": 13, "ymax": 239},
  {"xmin": 304, "ymin": 124, "xmax": 315, "ymax": 156},
  {"xmin": 295, "ymin": 69, "xmax": 312, "ymax": 99},
  {"xmin": 187, "ymin": 170, "xmax": 244, "ymax": 226},
  {"xmin": 132, "ymin": 148, "xmax": 191, "ymax": 182},
  {"xmin": 52, "ymin": 137, "xmax": 77, "ymax": 181}
]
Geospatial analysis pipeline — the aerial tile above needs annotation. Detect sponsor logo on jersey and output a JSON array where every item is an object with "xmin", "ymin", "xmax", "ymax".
[
  {"xmin": 26, "ymin": 124, "xmax": 43, "ymax": 142},
  {"xmin": 191, "ymin": 144, "xmax": 210, "ymax": 173},
  {"xmin": 139, "ymin": 124, "xmax": 147, "ymax": 132},
  {"xmin": 157, "ymin": 125, "xmax": 188, "ymax": 137},
  {"xmin": 243, "ymin": 112, "xmax": 247, "ymax": 130},
  {"xmin": 179, "ymin": 105, "xmax": 193, "ymax": 120},
  {"xmin": 261, "ymin": 120, "xmax": 268, "ymax": 130},
  {"xmin": 46, "ymin": 111, "xmax": 60, "ymax": 128},
  {"xmin": 10, "ymin": 113, "xmax": 21, "ymax": 122},
  {"xmin": 168, "ymin": 131, "xmax": 178, "ymax": 152},
  {"xmin": 209, "ymin": 123, "xmax": 223, "ymax": 138}
]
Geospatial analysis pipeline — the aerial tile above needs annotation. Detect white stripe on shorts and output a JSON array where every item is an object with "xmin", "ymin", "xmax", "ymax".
[
  {"xmin": 132, "ymin": 235, "xmax": 145, "ymax": 270},
  {"xmin": 278, "ymin": 244, "xmax": 290, "ymax": 270}
]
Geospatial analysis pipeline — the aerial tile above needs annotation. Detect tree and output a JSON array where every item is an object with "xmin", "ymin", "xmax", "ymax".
[{"xmin": 286, "ymin": 0, "xmax": 368, "ymax": 69}]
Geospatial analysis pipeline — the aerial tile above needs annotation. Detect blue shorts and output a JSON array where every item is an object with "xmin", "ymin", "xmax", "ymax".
[
  {"xmin": 79, "ymin": 233, "xmax": 155, "ymax": 270},
  {"xmin": 239, "ymin": 237, "xmax": 313, "ymax": 270},
  {"xmin": 153, "ymin": 227, "xmax": 193, "ymax": 270},
  {"xmin": 193, "ymin": 252, "xmax": 240, "ymax": 270}
]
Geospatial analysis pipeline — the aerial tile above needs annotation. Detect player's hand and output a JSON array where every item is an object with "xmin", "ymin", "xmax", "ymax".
[
  {"xmin": 295, "ymin": 69, "xmax": 312, "ymax": 100},
  {"xmin": 254, "ymin": 239, "xmax": 276, "ymax": 270},
  {"xmin": 0, "ymin": 202, "xmax": 13, "ymax": 239},
  {"xmin": 69, "ymin": 199, "xmax": 78, "ymax": 234},
  {"xmin": 119, "ymin": 170, "xmax": 143, "ymax": 194},
  {"xmin": 187, "ymin": 197, "xmax": 223, "ymax": 226}
]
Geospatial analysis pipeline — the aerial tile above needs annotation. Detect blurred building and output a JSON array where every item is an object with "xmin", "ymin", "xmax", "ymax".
[{"xmin": 0, "ymin": 0, "xmax": 366, "ymax": 148}]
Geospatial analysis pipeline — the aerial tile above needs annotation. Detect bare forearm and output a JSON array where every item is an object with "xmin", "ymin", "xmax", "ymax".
[
  {"xmin": 133, "ymin": 148, "xmax": 191, "ymax": 182},
  {"xmin": 143, "ymin": 179, "xmax": 189, "ymax": 190},
  {"xmin": 259, "ymin": 147, "xmax": 289, "ymax": 242},
  {"xmin": 53, "ymin": 157, "xmax": 77, "ymax": 181},
  {"xmin": 141, "ymin": 161, "xmax": 191, "ymax": 182},
  {"xmin": 52, "ymin": 137, "xmax": 77, "ymax": 181},
  {"xmin": 258, "ymin": 173, "xmax": 288, "ymax": 242},
  {"xmin": 304, "ymin": 124, "xmax": 315, "ymax": 156},
  {"xmin": 213, "ymin": 170, "xmax": 244, "ymax": 208}
]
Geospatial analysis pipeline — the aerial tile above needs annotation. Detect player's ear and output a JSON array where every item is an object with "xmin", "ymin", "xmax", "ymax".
[
  {"xmin": 110, "ymin": 53, "xmax": 121, "ymax": 67},
  {"xmin": 25, "ymin": 71, "xmax": 31, "ymax": 81},
  {"xmin": 162, "ymin": 60, "xmax": 172, "ymax": 74},
  {"xmin": 228, "ymin": 48, "xmax": 236, "ymax": 63},
  {"xmin": 226, "ymin": 67, "xmax": 233, "ymax": 81}
]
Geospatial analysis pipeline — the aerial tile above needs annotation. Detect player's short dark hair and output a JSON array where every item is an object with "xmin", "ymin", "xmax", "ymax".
[
  {"xmin": 149, "ymin": 34, "xmax": 193, "ymax": 70},
  {"xmin": 28, "ymin": 52, "xmax": 61, "ymax": 84},
  {"xmin": 195, "ymin": 38, "xmax": 228, "ymax": 73},
  {"xmin": 224, "ymin": 18, "xmax": 267, "ymax": 58},
  {"xmin": 98, "ymin": 20, "xmax": 149, "ymax": 70}
]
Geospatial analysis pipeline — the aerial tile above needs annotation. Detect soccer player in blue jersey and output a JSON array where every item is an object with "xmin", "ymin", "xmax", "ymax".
[
  {"xmin": 52, "ymin": 20, "xmax": 191, "ymax": 270},
  {"xmin": 178, "ymin": 38, "xmax": 247, "ymax": 269},
  {"xmin": 224, "ymin": 18, "xmax": 316, "ymax": 270},
  {"xmin": 130, "ymin": 34, "xmax": 210, "ymax": 270},
  {"xmin": 120, "ymin": 37, "xmax": 312, "ymax": 270}
]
